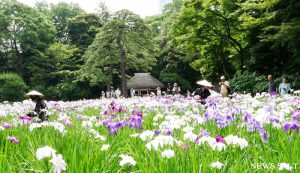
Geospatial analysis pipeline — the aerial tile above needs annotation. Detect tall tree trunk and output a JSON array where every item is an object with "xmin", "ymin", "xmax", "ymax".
[{"xmin": 117, "ymin": 39, "xmax": 128, "ymax": 97}]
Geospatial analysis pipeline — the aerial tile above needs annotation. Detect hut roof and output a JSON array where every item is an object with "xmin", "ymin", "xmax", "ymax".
[{"xmin": 127, "ymin": 73, "xmax": 165, "ymax": 89}]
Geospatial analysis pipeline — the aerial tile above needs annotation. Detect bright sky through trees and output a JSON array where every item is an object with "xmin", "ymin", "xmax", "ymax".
[{"xmin": 17, "ymin": 0, "xmax": 161, "ymax": 17}]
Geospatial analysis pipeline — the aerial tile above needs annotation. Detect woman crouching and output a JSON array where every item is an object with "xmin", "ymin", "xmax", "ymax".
[{"xmin": 26, "ymin": 90, "xmax": 48, "ymax": 122}]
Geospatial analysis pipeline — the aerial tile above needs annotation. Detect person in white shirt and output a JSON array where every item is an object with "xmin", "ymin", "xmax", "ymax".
[
  {"xmin": 172, "ymin": 83, "xmax": 181, "ymax": 95},
  {"xmin": 157, "ymin": 87, "xmax": 162, "ymax": 96},
  {"xmin": 219, "ymin": 76, "xmax": 229, "ymax": 97}
]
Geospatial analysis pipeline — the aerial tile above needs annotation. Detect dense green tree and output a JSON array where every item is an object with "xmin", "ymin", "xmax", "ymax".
[
  {"xmin": 81, "ymin": 10, "xmax": 156, "ymax": 96},
  {"xmin": 30, "ymin": 42, "xmax": 80, "ymax": 85},
  {"xmin": 68, "ymin": 13, "xmax": 102, "ymax": 50},
  {"xmin": 240, "ymin": 0, "xmax": 300, "ymax": 76},
  {"xmin": 145, "ymin": 0, "xmax": 200, "ymax": 91},
  {"xmin": 50, "ymin": 2, "xmax": 84, "ymax": 42},
  {"xmin": 0, "ymin": 0, "xmax": 56, "ymax": 81},
  {"xmin": 171, "ymin": 0, "xmax": 249, "ymax": 82}
]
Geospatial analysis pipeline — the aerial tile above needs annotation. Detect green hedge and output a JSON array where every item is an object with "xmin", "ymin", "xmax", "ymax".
[{"xmin": 0, "ymin": 73, "xmax": 28, "ymax": 102}]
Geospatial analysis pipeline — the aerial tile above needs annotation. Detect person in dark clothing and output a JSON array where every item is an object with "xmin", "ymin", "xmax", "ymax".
[
  {"xmin": 26, "ymin": 90, "xmax": 48, "ymax": 122},
  {"xmin": 193, "ymin": 86, "xmax": 211, "ymax": 100},
  {"xmin": 268, "ymin": 75, "xmax": 277, "ymax": 94}
]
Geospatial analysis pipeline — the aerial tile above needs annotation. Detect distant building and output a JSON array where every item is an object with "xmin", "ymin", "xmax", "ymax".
[
  {"xmin": 127, "ymin": 73, "xmax": 165, "ymax": 96},
  {"xmin": 159, "ymin": 0, "xmax": 173, "ymax": 13}
]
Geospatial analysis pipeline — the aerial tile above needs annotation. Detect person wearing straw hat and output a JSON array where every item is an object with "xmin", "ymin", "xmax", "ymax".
[
  {"xmin": 25, "ymin": 90, "xmax": 48, "ymax": 122},
  {"xmin": 219, "ymin": 76, "xmax": 230, "ymax": 97},
  {"xmin": 194, "ymin": 80, "xmax": 212, "ymax": 100}
]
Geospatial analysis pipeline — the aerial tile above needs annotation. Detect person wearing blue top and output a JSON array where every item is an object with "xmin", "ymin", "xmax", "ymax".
[{"xmin": 278, "ymin": 77, "xmax": 291, "ymax": 95}]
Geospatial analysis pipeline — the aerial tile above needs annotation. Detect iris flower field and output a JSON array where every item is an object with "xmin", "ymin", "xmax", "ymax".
[{"xmin": 1, "ymin": 93, "xmax": 300, "ymax": 172}]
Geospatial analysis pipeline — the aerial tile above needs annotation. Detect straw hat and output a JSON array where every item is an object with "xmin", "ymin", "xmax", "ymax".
[
  {"xmin": 196, "ymin": 80, "xmax": 213, "ymax": 87},
  {"xmin": 220, "ymin": 76, "xmax": 225, "ymax": 80},
  {"xmin": 25, "ymin": 90, "xmax": 44, "ymax": 97}
]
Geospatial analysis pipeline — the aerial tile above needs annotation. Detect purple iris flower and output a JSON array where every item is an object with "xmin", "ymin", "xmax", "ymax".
[
  {"xmin": 102, "ymin": 119, "xmax": 114, "ymax": 127},
  {"xmin": 204, "ymin": 112, "xmax": 213, "ymax": 120},
  {"xmin": 154, "ymin": 130, "xmax": 160, "ymax": 135},
  {"xmin": 260, "ymin": 130, "xmax": 268, "ymax": 143},
  {"xmin": 107, "ymin": 122, "xmax": 122, "ymax": 135},
  {"xmin": 284, "ymin": 122, "xmax": 300, "ymax": 133},
  {"xmin": 208, "ymin": 101, "xmax": 217, "ymax": 109},
  {"xmin": 117, "ymin": 106, "xmax": 123, "ymax": 113},
  {"xmin": 216, "ymin": 135, "xmax": 224, "ymax": 143},
  {"xmin": 76, "ymin": 115, "xmax": 83, "ymax": 120},
  {"xmin": 292, "ymin": 112, "xmax": 299, "ymax": 122},
  {"xmin": 268, "ymin": 116, "xmax": 280, "ymax": 123},
  {"xmin": 19, "ymin": 115, "xmax": 26, "ymax": 120},
  {"xmin": 103, "ymin": 110, "xmax": 108, "ymax": 115},
  {"xmin": 7, "ymin": 136, "xmax": 19, "ymax": 144},
  {"xmin": 199, "ymin": 129, "xmax": 209, "ymax": 136},
  {"xmin": 2, "ymin": 122, "xmax": 12, "ymax": 129},
  {"xmin": 136, "ymin": 111, "xmax": 143, "ymax": 118},
  {"xmin": 244, "ymin": 112, "xmax": 251, "ymax": 123},
  {"xmin": 216, "ymin": 114, "xmax": 227, "ymax": 128},
  {"xmin": 109, "ymin": 125, "xmax": 119, "ymax": 135},
  {"xmin": 128, "ymin": 116, "xmax": 142, "ymax": 129},
  {"xmin": 166, "ymin": 130, "xmax": 172, "ymax": 136}
]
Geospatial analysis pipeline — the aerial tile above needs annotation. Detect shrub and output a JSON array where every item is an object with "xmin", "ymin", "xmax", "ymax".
[
  {"xmin": 229, "ymin": 72, "xmax": 267, "ymax": 94},
  {"xmin": 0, "ymin": 73, "xmax": 28, "ymax": 102}
]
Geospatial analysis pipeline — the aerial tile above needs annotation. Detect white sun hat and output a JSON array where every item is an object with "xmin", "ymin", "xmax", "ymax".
[
  {"xmin": 25, "ymin": 90, "xmax": 44, "ymax": 97},
  {"xmin": 196, "ymin": 80, "xmax": 213, "ymax": 87}
]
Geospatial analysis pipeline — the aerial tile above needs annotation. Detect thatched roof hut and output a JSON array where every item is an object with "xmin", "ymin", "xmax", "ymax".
[{"xmin": 127, "ymin": 73, "xmax": 164, "ymax": 95}]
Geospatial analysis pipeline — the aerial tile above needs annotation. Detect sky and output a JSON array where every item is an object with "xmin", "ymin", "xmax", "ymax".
[{"xmin": 17, "ymin": 0, "xmax": 161, "ymax": 18}]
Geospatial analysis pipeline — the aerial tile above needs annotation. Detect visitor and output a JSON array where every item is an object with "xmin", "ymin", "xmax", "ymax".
[
  {"xmin": 193, "ymin": 86, "xmax": 211, "ymax": 100},
  {"xmin": 115, "ymin": 88, "xmax": 122, "ymax": 99},
  {"xmin": 278, "ymin": 77, "xmax": 291, "ymax": 95},
  {"xmin": 106, "ymin": 90, "xmax": 111, "ymax": 98},
  {"xmin": 187, "ymin": 90, "xmax": 190, "ymax": 97},
  {"xmin": 26, "ymin": 90, "xmax": 48, "ymax": 122},
  {"xmin": 101, "ymin": 91, "xmax": 105, "ymax": 99},
  {"xmin": 157, "ymin": 87, "xmax": 162, "ymax": 96},
  {"xmin": 219, "ymin": 76, "xmax": 229, "ymax": 97},
  {"xmin": 130, "ymin": 88, "xmax": 135, "ymax": 98},
  {"xmin": 167, "ymin": 83, "xmax": 172, "ymax": 95},
  {"xmin": 267, "ymin": 75, "xmax": 277, "ymax": 94},
  {"xmin": 111, "ymin": 88, "xmax": 116, "ymax": 98},
  {"xmin": 172, "ymin": 83, "xmax": 181, "ymax": 95}
]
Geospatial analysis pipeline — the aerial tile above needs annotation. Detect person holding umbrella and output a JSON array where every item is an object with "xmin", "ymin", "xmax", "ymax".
[
  {"xmin": 193, "ymin": 80, "xmax": 212, "ymax": 101},
  {"xmin": 25, "ymin": 90, "xmax": 48, "ymax": 122}
]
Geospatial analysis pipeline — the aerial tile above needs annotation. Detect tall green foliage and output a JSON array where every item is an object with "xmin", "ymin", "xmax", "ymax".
[
  {"xmin": 0, "ymin": 0, "xmax": 56, "ymax": 81},
  {"xmin": 240, "ymin": 0, "xmax": 300, "ymax": 76},
  {"xmin": 0, "ymin": 73, "xmax": 27, "ymax": 102},
  {"xmin": 50, "ymin": 2, "xmax": 84, "ymax": 42},
  {"xmin": 68, "ymin": 13, "xmax": 103, "ymax": 50},
  {"xmin": 81, "ymin": 10, "xmax": 156, "ymax": 96},
  {"xmin": 145, "ymin": 0, "xmax": 200, "ymax": 91}
]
